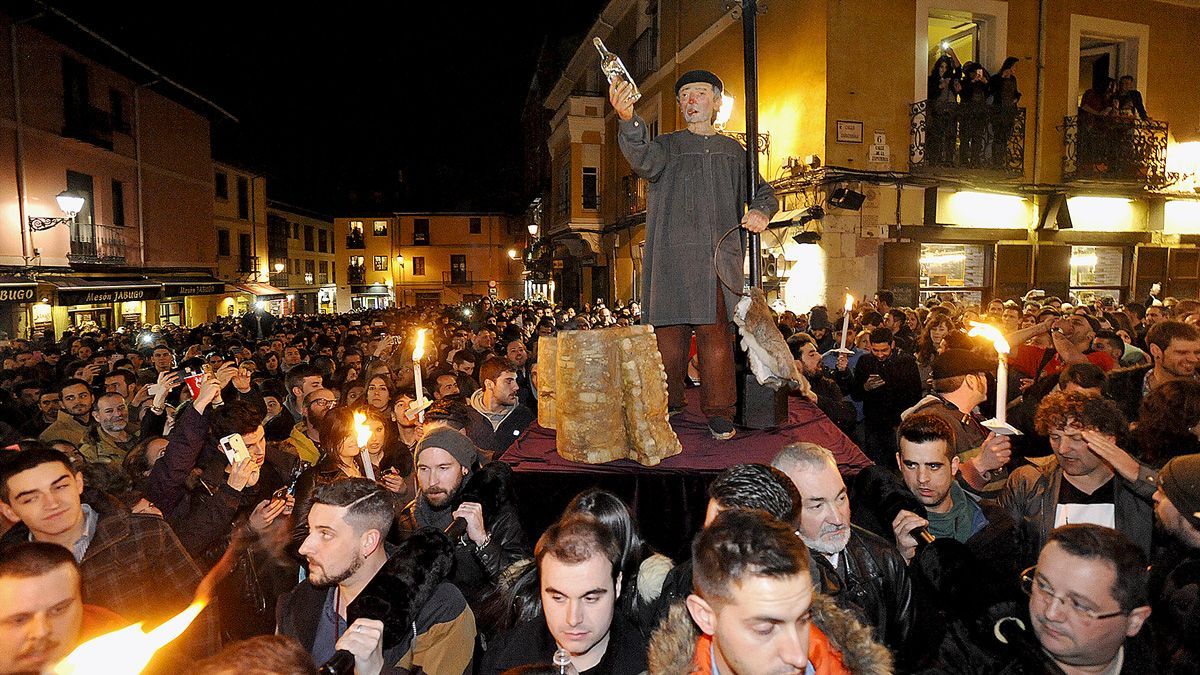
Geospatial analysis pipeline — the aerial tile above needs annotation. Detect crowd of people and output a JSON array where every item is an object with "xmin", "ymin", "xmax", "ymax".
[{"xmin": 0, "ymin": 286, "xmax": 1197, "ymax": 675}]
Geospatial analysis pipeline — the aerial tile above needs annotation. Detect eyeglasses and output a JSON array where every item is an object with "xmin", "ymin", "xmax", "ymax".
[
  {"xmin": 1019, "ymin": 567, "xmax": 1126, "ymax": 621},
  {"xmin": 309, "ymin": 398, "xmax": 337, "ymax": 408}
]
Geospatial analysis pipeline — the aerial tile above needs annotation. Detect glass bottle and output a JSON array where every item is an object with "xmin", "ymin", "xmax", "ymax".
[{"xmin": 594, "ymin": 37, "xmax": 641, "ymax": 103}]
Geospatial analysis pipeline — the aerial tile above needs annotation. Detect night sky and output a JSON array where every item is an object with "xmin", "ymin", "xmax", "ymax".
[{"xmin": 40, "ymin": 1, "xmax": 607, "ymax": 214}]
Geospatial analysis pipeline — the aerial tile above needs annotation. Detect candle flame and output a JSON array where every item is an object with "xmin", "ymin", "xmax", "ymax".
[
  {"xmin": 968, "ymin": 321, "xmax": 1010, "ymax": 355},
  {"xmin": 412, "ymin": 328, "xmax": 427, "ymax": 362},
  {"xmin": 53, "ymin": 601, "xmax": 206, "ymax": 675},
  {"xmin": 354, "ymin": 411, "xmax": 372, "ymax": 448},
  {"xmin": 844, "ymin": 294, "xmax": 854, "ymax": 312}
]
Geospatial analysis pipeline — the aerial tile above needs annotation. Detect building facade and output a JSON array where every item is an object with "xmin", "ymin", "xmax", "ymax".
[
  {"xmin": 267, "ymin": 201, "xmax": 338, "ymax": 315},
  {"xmin": 0, "ymin": 9, "xmax": 232, "ymax": 338},
  {"xmin": 334, "ymin": 213, "xmax": 526, "ymax": 309},
  {"xmin": 544, "ymin": 0, "xmax": 1200, "ymax": 311}
]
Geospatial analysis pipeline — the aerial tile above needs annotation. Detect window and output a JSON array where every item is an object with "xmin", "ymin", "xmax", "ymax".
[
  {"xmin": 319, "ymin": 260, "xmax": 329, "ymax": 284},
  {"xmin": 555, "ymin": 155, "xmax": 571, "ymax": 217},
  {"xmin": 217, "ymin": 229, "xmax": 230, "ymax": 257},
  {"xmin": 413, "ymin": 256, "xmax": 425, "ymax": 276},
  {"xmin": 349, "ymin": 256, "xmax": 364, "ymax": 266},
  {"xmin": 373, "ymin": 256, "xmax": 388, "ymax": 271},
  {"xmin": 111, "ymin": 180, "xmax": 125, "ymax": 227},
  {"xmin": 318, "ymin": 229, "xmax": 328, "ymax": 252},
  {"xmin": 304, "ymin": 225, "xmax": 314, "ymax": 251},
  {"xmin": 414, "ymin": 218, "xmax": 430, "ymax": 245},
  {"xmin": 238, "ymin": 233, "xmax": 253, "ymax": 271},
  {"xmin": 292, "ymin": 222, "xmax": 299, "ymax": 239},
  {"xmin": 66, "ymin": 170, "xmax": 95, "ymax": 225},
  {"xmin": 159, "ymin": 300, "xmax": 181, "ymax": 325},
  {"xmin": 62, "ymin": 57, "xmax": 89, "ymax": 131},
  {"xmin": 215, "ymin": 172, "xmax": 228, "ymax": 200},
  {"xmin": 469, "ymin": 217, "xmax": 482, "ymax": 234},
  {"xmin": 305, "ymin": 259, "xmax": 316, "ymax": 275},
  {"xmin": 373, "ymin": 220, "xmax": 388, "ymax": 236},
  {"xmin": 919, "ymin": 242, "xmax": 987, "ymax": 306},
  {"xmin": 109, "ymin": 88, "xmax": 128, "ymax": 133},
  {"xmin": 1070, "ymin": 245, "xmax": 1125, "ymax": 304},
  {"xmin": 583, "ymin": 167, "xmax": 599, "ymax": 210},
  {"xmin": 236, "ymin": 177, "xmax": 249, "ymax": 219},
  {"xmin": 450, "ymin": 254, "xmax": 467, "ymax": 284}
]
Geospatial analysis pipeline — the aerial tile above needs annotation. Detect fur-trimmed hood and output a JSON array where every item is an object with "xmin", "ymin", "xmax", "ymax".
[{"xmin": 647, "ymin": 593, "xmax": 893, "ymax": 675}]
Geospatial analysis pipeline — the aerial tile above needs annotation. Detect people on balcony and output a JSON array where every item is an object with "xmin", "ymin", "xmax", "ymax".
[
  {"xmin": 926, "ymin": 51, "xmax": 961, "ymax": 166},
  {"xmin": 958, "ymin": 62, "xmax": 991, "ymax": 168},
  {"xmin": 1118, "ymin": 75, "xmax": 1149, "ymax": 121},
  {"xmin": 989, "ymin": 57, "xmax": 1021, "ymax": 168}
]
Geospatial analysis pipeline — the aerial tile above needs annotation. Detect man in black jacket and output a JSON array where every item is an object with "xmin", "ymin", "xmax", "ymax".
[
  {"xmin": 847, "ymin": 327, "xmax": 922, "ymax": 462},
  {"xmin": 394, "ymin": 428, "xmax": 528, "ymax": 629},
  {"xmin": 1106, "ymin": 320, "xmax": 1200, "ymax": 422},
  {"xmin": 788, "ymin": 333, "xmax": 856, "ymax": 436},
  {"xmin": 772, "ymin": 441, "xmax": 916, "ymax": 665},
  {"xmin": 466, "ymin": 357, "xmax": 534, "ymax": 458},
  {"xmin": 1149, "ymin": 454, "xmax": 1200, "ymax": 671}
]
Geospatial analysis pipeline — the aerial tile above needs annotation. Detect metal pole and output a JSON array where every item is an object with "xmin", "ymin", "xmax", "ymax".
[{"xmin": 741, "ymin": 0, "xmax": 761, "ymax": 289}]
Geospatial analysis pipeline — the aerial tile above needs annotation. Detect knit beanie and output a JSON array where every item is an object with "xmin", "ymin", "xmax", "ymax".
[
  {"xmin": 415, "ymin": 428, "xmax": 479, "ymax": 470},
  {"xmin": 1159, "ymin": 454, "xmax": 1200, "ymax": 530}
]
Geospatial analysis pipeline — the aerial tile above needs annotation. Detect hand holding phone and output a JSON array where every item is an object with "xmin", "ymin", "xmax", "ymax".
[{"xmin": 219, "ymin": 433, "xmax": 252, "ymax": 465}]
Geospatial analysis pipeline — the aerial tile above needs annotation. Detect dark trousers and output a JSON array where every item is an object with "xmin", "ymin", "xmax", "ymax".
[{"xmin": 654, "ymin": 289, "xmax": 736, "ymax": 420}]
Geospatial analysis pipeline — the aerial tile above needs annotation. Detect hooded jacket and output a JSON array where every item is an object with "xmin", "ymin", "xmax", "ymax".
[
  {"xmin": 466, "ymin": 388, "xmax": 534, "ymax": 457},
  {"xmin": 647, "ymin": 595, "xmax": 892, "ymax": 675}
]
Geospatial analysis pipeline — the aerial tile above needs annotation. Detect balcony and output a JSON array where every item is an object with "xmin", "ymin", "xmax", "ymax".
[
  {"xmin": 270, "ymin": 272, "xmax": 290, "ymax": 288},
  {"xmin": 629, "ymin": 26, "xmax": 658, "ymax": 81},
  {"xmin": 348, "ymin": 265, "xmax": 366, "ymax": 284},
  {"xmin": 1062, "ymin": 115, "xmax": 1169, "ymax": 186},
  {"xmin": 622, "ymin": 174, "xmax": 647, "ymax": 218},
  {"xmin": 68, "ymin": 224, "xmax": 126, "ymax": 264},
  {"xmin": 909, "ymin": 99, "xmax": 1026, "ymax": 176},
  {"xmin": 63, "ymin": 105, "xmax": 114, "ymax": 150},
  {"xmin": 442, "ymin": 271, "xmax": 473, "ymax": 287},
  {"xmin": 346, "ymin": 231, "xmax": 365, "ymax": 249},
  {"xmin": 237, "ymin": 255, "xmax": 258, "ymax": 274}
]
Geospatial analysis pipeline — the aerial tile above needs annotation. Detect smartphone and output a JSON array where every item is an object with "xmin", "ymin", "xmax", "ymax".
[
  {"xmin": 146, "ymin": 383, "xmax": 163, "ymax": 396},
  {"xmin": 219, "ymin": 433, "xmax": 251, "ymax": 465}
]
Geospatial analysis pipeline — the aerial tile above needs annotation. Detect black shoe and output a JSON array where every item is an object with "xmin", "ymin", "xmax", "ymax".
[
  {"xmin": 708, "ymin": 416, "xmax": 736, "ymax": 440},
  {"xmin": 668, "ymin": 404, "xmax": 687, "ymax": 417}
]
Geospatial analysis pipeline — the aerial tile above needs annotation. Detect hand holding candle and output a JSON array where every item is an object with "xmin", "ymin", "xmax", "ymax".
[
  {"xmin": 412, "ymin": 328, "xmax": 428, "ymax": 423},
  {"xmin": 967, "ymin": 321, "xmax": 1014, "ymax": 428},
  {"xmin": 838, "ymin": 293, "xmax": 854, "ymax": 352}
]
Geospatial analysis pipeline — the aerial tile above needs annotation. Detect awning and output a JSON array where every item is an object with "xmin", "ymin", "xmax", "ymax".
[
  {"xmin": 40, "ymin": 275, "xmax": 161, "ymax": 305},
  {"xmin": 350, "ymin": 284, "xmax": 392, "ymax": 296},
  {"xmin": 152, "ymin": 274, "xmax": 227, "ymax": 297},
  {"xmin": 234, "ymin": 282, "xmax": 286, "ymax": 300},
  {"xmin": 0, "ymin": 275, "xmax": 37, "ymax": 303}
]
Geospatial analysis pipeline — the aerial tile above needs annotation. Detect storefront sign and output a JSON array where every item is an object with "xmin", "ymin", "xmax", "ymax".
[
  {"xmin": 58, "ymin": 286, "xmax": 160, "ymax": 305},
  {"xmin": 163, "ymin": 282, "xmax": 225, "ymax": 297},
  {"xmin": 0, "ymin": 287, "xmax": 35, "ymax": 303}
]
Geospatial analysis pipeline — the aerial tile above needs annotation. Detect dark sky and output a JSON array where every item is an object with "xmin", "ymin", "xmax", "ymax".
[{"xmin": 41, "ymin": 1, "xmax": 607, "ymax": 214}]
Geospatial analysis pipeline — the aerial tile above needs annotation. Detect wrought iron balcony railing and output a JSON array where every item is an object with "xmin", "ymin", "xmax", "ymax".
[
  {"xmin": 629, "ymin": 26, "xmax": 658, "ymax": 81},
  {"xmin": 68, "ymin": 224, "xmax": 126, "ymax": 264},
  {"xmin": 237, "ymin": 255, "xmax": 257, "ymax": 274},
  {"xmin": 909, "ymin": 99, "xmax": 1026, "ymax": 175},
  {"xmin": 1061, "ymin": 114, "xmax": 1169, "ymax": 186},
  {"xmin": 442, "ymin": 271, "xmax": 473, "ymax": 287},
  {"xmin": 622, "ymin": 174, "xmax": 647, "ymax": 218}
]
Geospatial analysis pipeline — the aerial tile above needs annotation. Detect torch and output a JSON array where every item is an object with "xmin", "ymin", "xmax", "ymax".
[
  {"xmin": 967, "ymin": 321, "xmax": 1022, "ymax": 436},
  {"xmin": 412, "ymin": 328, "xmax": 428, "ymax": 423},
  {"xmin": 353, "ymin": 411, "xmax": 376, "ymax": 480},
  {"xmin": 834, "ymin": 293, "xmax": 855, "ymax": 355}
]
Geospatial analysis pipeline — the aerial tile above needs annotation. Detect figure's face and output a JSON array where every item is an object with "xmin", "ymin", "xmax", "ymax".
[
  {"xmin": 38, "ymin": 393, "xmax": 61, "ymax": 417},
  {"xmin": 930, "ymin": 323, "xmax": 949, "ymax": 345},
  {"xmin": 678, "ymin": 83, "xmax": 719, "ymax": 125},
  {"xmin": 434, "ymin": 375, "xmax": 460, "ymax": 400},
  {"xmin": 506, "ymin": 341, "xmax": 528, "ymax": 367},
  {"xmin": 264, "ymin": 395, "xmax": 282, "ymax": 418},
  {"xmin": 688, "ymin": 573, "xmax": 813, "ymax": 675},
  {"xmin": 1144, "ymin": 307, "xmax": 1164, "ymax": 326},
  {"xmin": 366, "ymin": 377, "xmax": 390, "ymax": 410},
  {"xmin": 60, "ymin": 385, "xmax": 93, "ymax": 418},
  {"xmin": 897, "ymin": 439, "xmax": 959, "ymax": 510},
  {"xmin": 298, "ymin": 504, "xmax": 366, "ymax": 588},
  {"xmin": 540, "ymin": 552, "xmax": 618, "ymax": 667},
  {"xmin": 0, "ymin": 565, "xmax": 83, "ymax": 674},
  {"xmin": 1047, "ymin": 423, "xmax": 1107, "ymax": 477},
  {"xmin": 1028, "ymin": 542, "xmax": 1145, "ymax": 670},
  {"xmin": 284, "ymin": 347, "xmax": 302, "ymax": 365},
  {"xmin": 242, "ymin": 426, "xmax": 267, "ymax": 467},
  {"xmin": 869, "ymin": 341, "xmax": 893, "ymax": 361},
  {"xmin": 783, "ymin": 462, "xmax": 851, "ymax": 555},
  {"xmin": 0, "ymin": 463, "xmax": 85, "ymax": 543},
  {"xmin": 151, "ymin": 348, "xmax": 173, "ymax": 371},
  {"xmin": 1002, "ymin": 308, "xmax": 1022, "ymax": 332},
  {"xmin": 416, "ymin": 447, "xmax": 466, "ymax": 508}
]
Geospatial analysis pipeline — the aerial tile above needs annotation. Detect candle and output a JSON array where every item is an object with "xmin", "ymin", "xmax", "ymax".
[
  {"xmin": 839, "ymin": 293, "xmax": 853, "ymax": 351},
  {"xmin": 412, "ymin": 328, "xmax": 427, "ymax": 423},
  {"xmin": 353, "ymin": 411, "xmax": 376, "ymax": 480},
  {"xmin": 967, "ymin": 322, "xmax": 1012, "ymax": 424}
]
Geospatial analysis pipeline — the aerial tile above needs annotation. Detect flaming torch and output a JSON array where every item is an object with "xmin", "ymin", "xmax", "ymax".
[
  {"xmin": 967, "ymin": 321, "xmax": 1021, "ymax": 436},
  {"xmin": 412, "ymin": 328, "xmax": 427, "ymax": 423},
  {"xmin": 353, "ymin": 411, "xmax": 376, "ymax": 480},
  {"xmin": 836, "ymin": 293, "xmax": 855, "ymax": 354}
]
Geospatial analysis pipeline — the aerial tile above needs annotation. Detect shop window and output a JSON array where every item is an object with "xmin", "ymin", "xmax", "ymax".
[
  {"xmin": 919, "ymin": 242, "xmax": 988, "ymax": 306},
  {"xmin": 159, "ymin": 301, "xmax": 182, "ymax": 325},
  {"xmin": 373, "ymin": 220, "xmax": 388, "ymax": 236},
  {"xmin": 373, "ymin": 255, "xmax": 388, "ymax": 271},
  {"xmin": 413, "ymin": 256, "xmax": 425, "ymax": 276},
  {"xmin": 469, "ymin": 217, "xmax": 482, "ymax": 234},
  {"xmin": 1069, "ymin": 245, "xmax": 1125, "ymax": 305}
]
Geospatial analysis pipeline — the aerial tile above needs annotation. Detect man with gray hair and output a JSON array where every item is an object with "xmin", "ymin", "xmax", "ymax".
[{"xmin": 772, "ymin": 442, "xmax": 917, "ymax": 665}]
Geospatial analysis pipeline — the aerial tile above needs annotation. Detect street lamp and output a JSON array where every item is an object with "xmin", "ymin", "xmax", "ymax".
[
  {"xmin": 527, "ymin": 223, "xmax": 538, "ymax": 237},
  {"xmin": 273, "ymin": 262, "xmax": 285, "ymax": 273},
  {"xmin": 29, "ymin": 190, "xmax": 85, "ymax": 231},
  {"xmin": 507, "ymin": 249, "xmax": 518, "ymax": 260}
]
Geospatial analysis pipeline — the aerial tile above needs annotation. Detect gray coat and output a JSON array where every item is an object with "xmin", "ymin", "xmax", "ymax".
[{"xmin": 618, "ymin": 114, "xmax": 777, "ymax": 326}]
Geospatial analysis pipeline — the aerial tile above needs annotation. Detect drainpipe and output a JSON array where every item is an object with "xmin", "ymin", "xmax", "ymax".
[
  {"xmin": 133, "ymin": 82, "xmax": 154, "ymax": 267},
  {"xmin": 1032, "ymin": 0, "xmax": 1047, "ymax": 186},
  {"xmin": 10, "ymin": 23, "xmax": 28, "ymax": 263}
]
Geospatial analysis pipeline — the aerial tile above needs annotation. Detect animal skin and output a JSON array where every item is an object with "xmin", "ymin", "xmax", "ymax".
[{"xmin": 734, "ymin": 287, "xmax": 817, "ymax": 401}]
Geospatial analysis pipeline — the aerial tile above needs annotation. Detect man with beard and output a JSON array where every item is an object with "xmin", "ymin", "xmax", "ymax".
[
  {"xmin": 890, "ymin": 414, "xmax": 1020, "ymax": 586},
  {"xmin": 1148, "ymin": 454, "xmax": 1200, "ymax": 670},
  {"xmin": 280, "ymin": 479, "xmax": 476, "ymax": 674},
  {"xmin": 612, "ymin": 70, "xmax": 776, "ymax": 440},
  {"xmin": 78, "ymin": 393, "xmax": 138, "ymax": 466},
  {"xmin": 788, "ymin": 333, "xmax": 856, "ymax": 436},
  {"xmin": 21, "ymin": 389, "xmax": 60, "ymax": 437},
  {"xmin": 0, "ymin": 542, "xmax": 126, "ymax": 675},
  {"xmin": 284, "ymin": 364, "xmax": 324, "ymax": 423},
  {"xmin": 1001, "ymin": 390, "xmax": 1157, "ymax": 565},
  {"xmin": 395, "ymin": 428, "xmax": 528, "ymax": 620},
  {"xmin": 771, "ymin": 442, "xmax": 916, "ymax": 664},
  {"xmin": 39, "ymin": 379, "xmax": 93, "ymax": 447},
  {"xmin": 1107, "ymin": 320, "xmax": 1200, "ymax": 421},
  {"xmin": 465, "ymin": 357, "xmax": 533, "ymax": 457},
  {"xmin": 289, "ymin": 388, "xmax": 335, "ymax": 465}
]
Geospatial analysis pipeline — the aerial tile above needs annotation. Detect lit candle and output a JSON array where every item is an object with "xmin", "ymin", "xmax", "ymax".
[
  {"xmin": 967, "ymin": 322, "xmax": 1011, "ymax": 425},
  {"xmin": 412, "ymin": 328, "xmax": 427, "ymax": 423},
  {"xmin": 353, "ymin": 411, "xmax": 376, "ymax": 480},
  {"xmin": 839, "ymin": 293, "xmax": 854, "ymax": 351}
]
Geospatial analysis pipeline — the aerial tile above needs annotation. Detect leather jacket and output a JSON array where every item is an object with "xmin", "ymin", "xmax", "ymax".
[{"xmin": 814, "ymin": 526, "xmax": 918, "ymax": 667}]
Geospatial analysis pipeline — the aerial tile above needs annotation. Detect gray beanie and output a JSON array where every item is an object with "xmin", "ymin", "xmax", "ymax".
[{"xmin": 415, "ymin": 428, "xmax": 479, "ymax": 469}]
